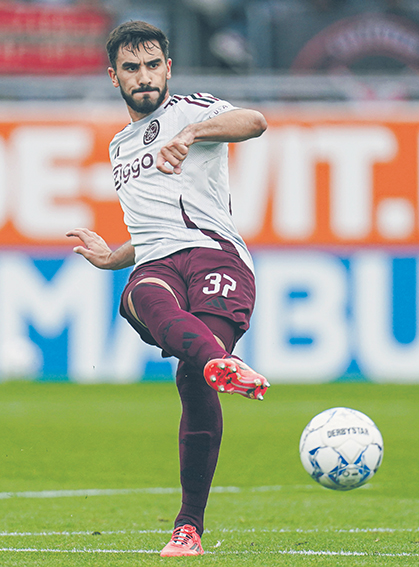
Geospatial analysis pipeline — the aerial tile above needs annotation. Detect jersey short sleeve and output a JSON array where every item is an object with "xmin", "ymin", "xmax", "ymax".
[{"xmin": 167, "ymin": 93, "xmax": 238, "ymax": 130}]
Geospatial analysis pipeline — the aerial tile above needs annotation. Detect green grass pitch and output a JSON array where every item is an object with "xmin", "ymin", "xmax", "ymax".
[{"xmin": 0, "ymin": 380, "xmax": 417, "ymax": 566}]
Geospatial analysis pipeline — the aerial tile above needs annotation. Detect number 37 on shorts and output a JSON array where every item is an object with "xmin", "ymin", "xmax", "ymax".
[{"xmin": 202, "ymin": 273, "xmax": 237, "ymax": 298}]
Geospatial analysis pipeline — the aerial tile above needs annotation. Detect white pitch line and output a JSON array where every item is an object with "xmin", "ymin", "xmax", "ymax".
[
  {"xmin": 0, "ymin": 548, "xmax": 418, "ymax": 558},
  {"xmin": 220, "ymin": 550, "xmax": 419, "ymax": 558},
  {"xmin": 0, "ymin": 548, "xmax": 159, "ymax": 554},
  {"xmin": 0, "ymin": 529, "xmax": 179, "ymax": 538},
  {"xmin": 0, "ymin": 485, "xmax": 317, "ymax": 500},
  {"xmin": 0, "ymin": 486, "xmax": 240, "ymax": 500},
  {"xmin": 218, "ymin": 527, "xmax": 419, "ymax": 534},
  {"xmin": 0, "ymin": 487, "xmax": 181, "ymax": 500},
  {"xmin": 0, "ymin": 527, "xmax": 417, "ymax": 537}
]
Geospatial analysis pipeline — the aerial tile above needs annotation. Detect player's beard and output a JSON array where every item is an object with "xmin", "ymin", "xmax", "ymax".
[{"xmin": 119, "ymin": 80, "xmax": 168, "ymax": 115}]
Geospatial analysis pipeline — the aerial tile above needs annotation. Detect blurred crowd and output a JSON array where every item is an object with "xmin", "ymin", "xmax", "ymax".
[
  {"xmin": 178, "ymin": 0, "xmax": 419, "ymax": 72},
  {"xmin": 2, "ymin": 0, "xmax": 419, "ymax": 74}
]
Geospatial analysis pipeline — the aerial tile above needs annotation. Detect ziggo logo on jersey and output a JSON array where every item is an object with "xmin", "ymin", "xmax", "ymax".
[{"xmin": 113, "ymin": 153, "xmax": 154, "ymax": 190}]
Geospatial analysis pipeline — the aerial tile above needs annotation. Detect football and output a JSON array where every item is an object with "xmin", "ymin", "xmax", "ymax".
[{"xmin": 299, "ymin": 407, "xmax": 383, "ymax": 491}]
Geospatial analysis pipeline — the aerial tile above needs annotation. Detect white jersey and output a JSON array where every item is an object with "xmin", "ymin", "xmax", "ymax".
[{"xmin": 109, "ymin": 93, "xmax": 254, "ymax": 271}]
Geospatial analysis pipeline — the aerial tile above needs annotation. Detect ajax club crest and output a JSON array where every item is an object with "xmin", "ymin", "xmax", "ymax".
[{"xmin": 143, "ymin": 120, "xmax": 160, "ymax": 145}]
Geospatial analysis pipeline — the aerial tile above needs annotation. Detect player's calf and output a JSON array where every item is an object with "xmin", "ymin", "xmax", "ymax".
[{"xmin": 204, "ymin": 357, "xmax": 270, "ymax": 400}]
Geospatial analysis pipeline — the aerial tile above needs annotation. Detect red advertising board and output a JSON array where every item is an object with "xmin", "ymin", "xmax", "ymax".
[{"xmin": 0, "ymin": 3, "xmax": 111, "ymax": 74}]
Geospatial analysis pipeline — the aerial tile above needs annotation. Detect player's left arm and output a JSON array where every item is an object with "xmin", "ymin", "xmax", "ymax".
[{"xmin": 156, "ymin": 108, "xmax": 267, "ymax": 175}]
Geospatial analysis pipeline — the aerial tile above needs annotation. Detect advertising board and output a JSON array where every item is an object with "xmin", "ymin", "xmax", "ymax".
[{"xmin": 0, "ymin": 103, "xmax": 417, "ymax": 382}]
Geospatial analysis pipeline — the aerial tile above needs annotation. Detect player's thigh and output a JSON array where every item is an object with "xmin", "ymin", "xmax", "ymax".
[
  {"xmin": 120, "ymin": 258, "xmax": 189, "ymax": 324},
  {"xmin": 186, "ymin": 248, "xmax": 256, "ymax": 337}
]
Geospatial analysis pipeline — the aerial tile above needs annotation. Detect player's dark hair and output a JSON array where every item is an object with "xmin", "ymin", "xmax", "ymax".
[{"xmin": 106, "ymin": 20, "xmax": 170, "ymax": 70}]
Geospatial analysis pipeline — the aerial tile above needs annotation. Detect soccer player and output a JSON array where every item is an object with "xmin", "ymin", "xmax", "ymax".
[{"xmin": 67, "ymin": 20, "xmax": 269, "ymax": 557}]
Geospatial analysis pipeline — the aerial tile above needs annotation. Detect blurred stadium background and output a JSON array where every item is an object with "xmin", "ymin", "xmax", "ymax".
[{"xmin": 0, "ymin": 0, "xmax": 419, "ymax": 384}]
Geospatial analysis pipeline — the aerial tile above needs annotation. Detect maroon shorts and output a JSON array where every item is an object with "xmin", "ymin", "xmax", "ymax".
[{"xmin": 120, "ymin": 247, "xmax": 256, "ymax": 347}]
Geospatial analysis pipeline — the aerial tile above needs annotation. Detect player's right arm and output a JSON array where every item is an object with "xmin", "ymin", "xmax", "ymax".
[
  {"xmin": 157, "ymin": 108, "xmax": 267, "ymax": 175},
  {"xmin": 66, "ymin": 228, "xmax": 135, "ymax": 270}
]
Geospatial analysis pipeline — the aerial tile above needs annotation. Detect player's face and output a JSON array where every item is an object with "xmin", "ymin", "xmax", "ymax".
[{"xmin": 108, "ymin": 42, "xmax": 172, "ymax": 120}]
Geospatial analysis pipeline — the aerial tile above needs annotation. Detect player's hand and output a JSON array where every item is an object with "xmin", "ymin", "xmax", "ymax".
[
  {"xmin": 156, "ymin": 128, "xmax": 194, "ymax": 175},
  {"xmin": 66, "ymin": 228, "xmax": 113, "ymax": 269},
  {"xmin": 157, "ymin": 140, "xmax": 189, "ymax": 174}
]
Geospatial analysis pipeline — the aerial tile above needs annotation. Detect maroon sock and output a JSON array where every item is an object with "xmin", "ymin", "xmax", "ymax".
[
  {"xmin": 174, "ymin": 361, "xmax": 222, "ymax": 536},
  {"xmin": 130, "ymin": 283, "xmax": 227, "ymax": 370}
]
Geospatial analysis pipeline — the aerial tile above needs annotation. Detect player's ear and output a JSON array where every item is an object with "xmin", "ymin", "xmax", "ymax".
[
  {"xmin": 108, "ymin": 67, "xmax": 119, "ymax": 88},
  {"xmin": 166, "ymin": 58, "xmax": 172, "ymax": 80}
]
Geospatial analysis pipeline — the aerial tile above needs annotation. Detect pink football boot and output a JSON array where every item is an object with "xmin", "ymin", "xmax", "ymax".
[
  {"xmin": 160, "ymin": 524, "xmax": 204, "ymax": 557},
  {"xmin": 204, "ymin": 358, "xmax": 270, "ymax": 400}
]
